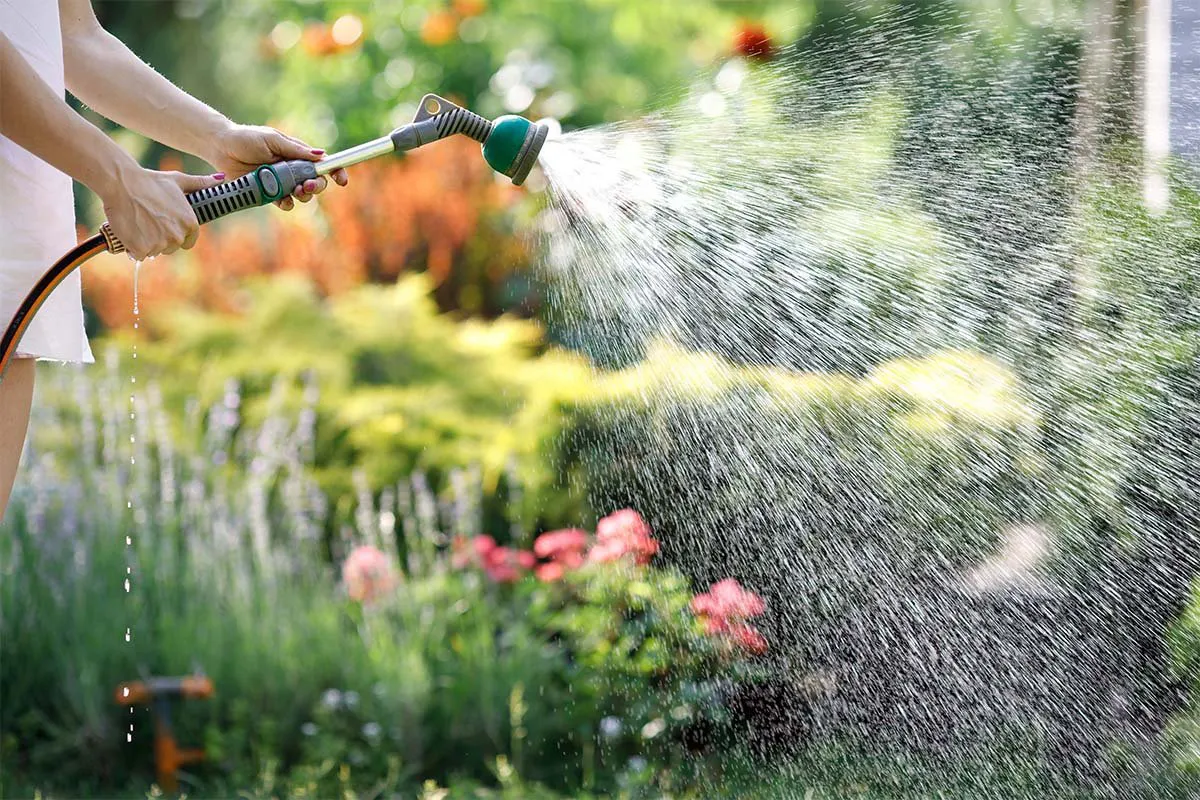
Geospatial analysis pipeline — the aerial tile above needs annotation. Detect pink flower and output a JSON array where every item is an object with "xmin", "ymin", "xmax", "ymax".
[
  {"xmin": 692, "ymin": 578, "xmax": 768, "ymax": 655},
  {"xmin": 534, "ymin": 529, "xmax": 589, "ymax": 561},
  {"xmin": 535, "ymin": 562, "xmax": 566, "ymax": 582},
  {"xmin": 482, "ymin": 546, "xmax": 532, "ymax": 583},
  {"xmin": 691, "ymin": 579, "xmax": 765, "ymax": 621},
  {"xmin": 596, "ymin": 509, "xmax": 650, "ymax": 543},
  {"xmin": 728, "ymin": 623, "xmax": 769, "ymax": 655},
  {"xmin": 586, "ymin": 538, "xmax": 631, "ymax": 564},
  {"xmin": 587, "ymin": 509, "xmax": 659, "ymax": 566},
  {"xmin": 451, "ymin": 535, "xmax": 497, "ymax": 569},
  {"xmin": 342, "ymin": 545, "xmax": 398, "ymax": 605}
]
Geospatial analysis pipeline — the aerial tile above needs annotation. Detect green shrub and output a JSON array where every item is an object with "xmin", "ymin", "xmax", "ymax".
[{"xmin": 94, "ymin": 273, "xmax": 595, "ymax": 533}]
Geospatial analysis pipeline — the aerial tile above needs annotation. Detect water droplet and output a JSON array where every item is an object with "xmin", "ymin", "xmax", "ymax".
[{"xmin": 124, "ymin": 579, "xmax": 130, "ymax": 592}]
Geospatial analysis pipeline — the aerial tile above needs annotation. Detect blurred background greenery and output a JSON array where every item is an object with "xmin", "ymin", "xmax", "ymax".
[{"xmin": 5, "ymin": 0, "xmax": 1200, "ymax": 797}]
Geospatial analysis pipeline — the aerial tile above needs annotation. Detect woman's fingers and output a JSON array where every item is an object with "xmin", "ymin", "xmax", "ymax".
[
  {"xmin": 293, "ymin": 177, "xmax": 327, "ymax": 203},
  {"xmin": 172, "ymin": 171, "xmax": 226, "ymax": 193},
  {"xmin": 267, "ymin": 129, "xmax": 324, "ymax": 161},
  {"xmin": 182, "ymin": 225, "xmax": 200, "ymax": 250}
]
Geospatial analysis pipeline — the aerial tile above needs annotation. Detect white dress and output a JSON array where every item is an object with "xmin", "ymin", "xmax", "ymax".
[{"xmin": 0, "ymin": 0, "xmax": 94, "ymax": 363}]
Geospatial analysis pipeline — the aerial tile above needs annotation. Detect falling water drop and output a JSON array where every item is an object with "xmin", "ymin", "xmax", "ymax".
[{"xmin": 126, "ymin": 260, "xmax": 142, "ymax": 735}]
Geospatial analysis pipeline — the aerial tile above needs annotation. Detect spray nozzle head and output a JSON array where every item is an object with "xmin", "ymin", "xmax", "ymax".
[
  {"xmin": 409, "ymin": 94, "xmax": 548, "ymax": 186},
  {"xmin": 482, "ymin": 115, "xmax": 549, "ymax": 186}
]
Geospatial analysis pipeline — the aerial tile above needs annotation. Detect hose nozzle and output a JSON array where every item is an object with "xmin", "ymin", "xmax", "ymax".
[{"xmin": 408, "ymin": 94, "xmax": 549, "ymax": 186}]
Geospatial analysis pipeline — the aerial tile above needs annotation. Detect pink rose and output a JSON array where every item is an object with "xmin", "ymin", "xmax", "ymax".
[{"xmin": 342, "ymin": 545, "xmax": 398, "ymax": 605}]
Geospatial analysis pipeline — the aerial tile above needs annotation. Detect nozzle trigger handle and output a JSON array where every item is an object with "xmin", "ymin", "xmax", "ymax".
[
  {"xmin": 188, "ymin": 160, "xmax": 318, "ymax": 223},
  {"xmin": 100, "ymin": 160, "xmax": 320, "ymax": 254}
]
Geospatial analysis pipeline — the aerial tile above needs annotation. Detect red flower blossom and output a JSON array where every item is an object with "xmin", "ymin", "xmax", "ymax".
[
  {"xmin": 588, "ymin": 509, "xmax": 659, "ymax": 566},
  {"xmin": 733, "ymin": 22, "xmax": 773, "ymax": 61},
  {"xmin": 342, "ymin": 545, "xmax": 399, "ymax": 605}
]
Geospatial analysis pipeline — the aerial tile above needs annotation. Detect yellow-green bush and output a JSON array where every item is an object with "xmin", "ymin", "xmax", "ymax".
[{"xmin": 116, "ymin": 274, "xmax": 595, "ymax": 531}]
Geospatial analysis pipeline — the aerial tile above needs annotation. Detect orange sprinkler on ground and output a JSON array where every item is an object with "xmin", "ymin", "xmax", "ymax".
[{"xmin": 115, "ymin": 674, "xmax": 214, "ymax": 794}]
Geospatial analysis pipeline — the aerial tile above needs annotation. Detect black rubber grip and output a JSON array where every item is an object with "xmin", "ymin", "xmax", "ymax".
[
  {"xmin": 188, "ymin": 174, "xmax": 262, "ymax": 224},
  {"xmin": 434, "ymin": 107, "xmax": 493, "ymax": 143},
  {"xmin": 186, "ymin": 160, "xmax": 319, "ymax": 225}
]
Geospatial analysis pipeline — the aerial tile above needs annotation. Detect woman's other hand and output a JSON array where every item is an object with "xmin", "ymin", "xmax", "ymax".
[
  {"xmin": 100, "ymin": 167, "xmax": 225, "ymax": 260},
  {"xmin": 205, "ymin": 123, "xmax": 349, "ymax": 211}
]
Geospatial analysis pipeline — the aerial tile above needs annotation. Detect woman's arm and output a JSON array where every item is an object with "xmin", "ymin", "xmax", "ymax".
[
  {"xmin": 1, "ymin": 31, "xmax": 224, "ymax": 259},
  {"xmin": 58, "ymin": 0, "xmax": 234, "ymax": 165},
  {"xmin": 0, "ymin": 29, "xmax": 138, "ymax": 202},
  {"xmin": 58, "ymin": 0, "xmax": 345, "ymax": 206}
]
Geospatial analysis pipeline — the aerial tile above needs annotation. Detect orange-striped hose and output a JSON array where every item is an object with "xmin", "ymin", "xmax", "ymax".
[{"xmin": 0, "ymin": 226, "xmax": 119, "ymax": 383}]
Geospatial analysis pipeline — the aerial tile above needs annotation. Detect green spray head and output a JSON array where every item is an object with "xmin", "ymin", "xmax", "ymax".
[
  {"xmin": 482, "ymin": 115, "xmax": 550, "ymax": 186},
  {"xmin": 397, "ymin": 95, "xmax": 549, "ymax": 186}
]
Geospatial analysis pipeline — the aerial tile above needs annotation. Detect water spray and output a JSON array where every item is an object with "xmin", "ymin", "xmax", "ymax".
[{"xmin": 0, "ymin": 94, "xmax": 549, "ymax": 380}]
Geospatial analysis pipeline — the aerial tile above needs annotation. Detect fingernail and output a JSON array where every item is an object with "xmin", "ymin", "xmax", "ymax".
[
  {"xmin": 212, "ymin": 172, "xmax": 225, "ymax": 180},
  {"xmin": 311, "ymin": 149, "xmax": 325, "ymax": 155}
]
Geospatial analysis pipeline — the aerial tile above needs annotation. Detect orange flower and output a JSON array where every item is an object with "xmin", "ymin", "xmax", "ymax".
[
  {"xmin": 81, "ymin": 138, "xmax": 529, "ymax": 334},
  {"xmin": 453, "ymin": 0, "xmax": 487, "ymax": 18},
  {"xmin": 733, "ymin": 21, "xmax": 773, "ymax": 61},
  {"xmin": 301, "ymin": 23, "xmax": 337, "ymax": 57},
  {"xmin": 421, "ymin": 11, "xmax": 458, "ymax": 46}
]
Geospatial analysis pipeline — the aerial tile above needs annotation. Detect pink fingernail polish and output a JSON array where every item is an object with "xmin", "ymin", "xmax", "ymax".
[
  {"xmin": 212, "ymin": 172, "xmax": 225, "ymax": 180},
  {"xmin": 311, "ymin": 149, "xmax": 325, "ymax": 155}
]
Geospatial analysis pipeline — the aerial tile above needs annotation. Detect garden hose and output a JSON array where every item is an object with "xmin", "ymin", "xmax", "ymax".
[{"xmin": 0, "ymin": 94, "xmax": 549, "ymax": 382}]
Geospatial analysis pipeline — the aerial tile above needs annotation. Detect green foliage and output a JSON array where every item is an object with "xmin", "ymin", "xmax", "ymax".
[
  {"xmin": 554, "ymin": 342, "xmax": 1042, "ymax": 615},
  {"xmin": 98, "ymin": 0, "xmax": 802, "ymax": 157},
  {"xmin": 117, "ymin": 273, "xmax": 594, "ymax": 531},
  {"xmin": 0, "ymin": 380, "xmax": 754, "ymax": 798}
]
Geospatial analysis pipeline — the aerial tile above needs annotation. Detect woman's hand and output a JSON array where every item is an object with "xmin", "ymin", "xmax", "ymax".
[
  {"xmin": 205, "ymin": 124, "xmax": 349, "ymax": 211},
  {"xmin": 100, "ymin": 166, "xmax": 226, "ymax": 260}
]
